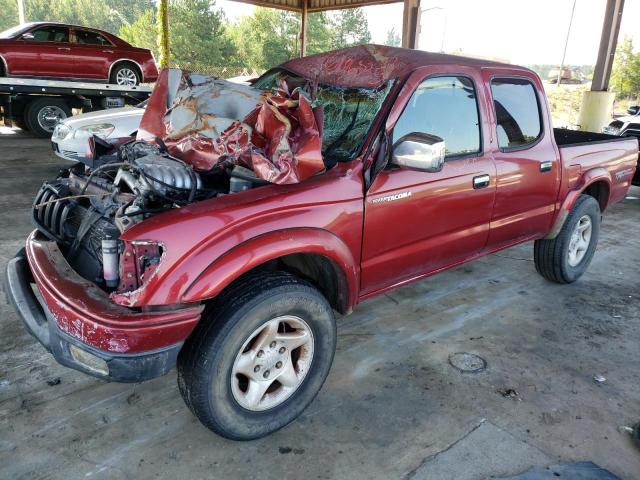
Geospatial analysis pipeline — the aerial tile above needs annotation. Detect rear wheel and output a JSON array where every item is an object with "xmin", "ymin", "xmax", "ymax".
[
  {"xmin": 110, "ymin": 63, "xmax": 141, "ymax": 87},
  {"xmin": 24, "ymin": 98, "xmax": 71, "ymax": 138},
  {"xmin": 534, "ymin": 194, "xmax": 601, "ymax": 283},
  {"xmin": 177, "ymin": 271, "xmax": 336, "ymax": 440}
]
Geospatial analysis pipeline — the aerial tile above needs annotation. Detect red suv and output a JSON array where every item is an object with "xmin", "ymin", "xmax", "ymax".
[{"xmin": 0, "ymin": 22, "xmax": 158, "ymax": 86}]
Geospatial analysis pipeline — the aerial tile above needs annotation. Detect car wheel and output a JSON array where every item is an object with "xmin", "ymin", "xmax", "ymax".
[
  {"xmin": 110, "ymin": 63, "xmax": 140, "ymax": 87},
  {"xmin": 177, "ymin": 270, "xmax": 336, "ymax": 440},
  {"xmin": 534, "ymin": 194, "xmax": 601, "ymax": 283},
  {"xmin": 24, "ymin": 98, "xmax": 71, "ymax": 138}
]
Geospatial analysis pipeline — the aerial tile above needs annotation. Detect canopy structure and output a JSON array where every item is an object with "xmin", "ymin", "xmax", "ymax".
[
  {"xmin": 231, "ymin": 0, "xmax": 417, "ymax": 55},
  {"xmin": 155, "ymin": 0, "xmax": 626, "ymax": 131},
  {"xmin": 155, "ymin": 0, "xmax": 419, "ymax": 61}
]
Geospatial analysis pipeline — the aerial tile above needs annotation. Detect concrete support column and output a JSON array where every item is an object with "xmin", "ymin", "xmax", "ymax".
[
  {"xmin": 577, "ymin": 91, "xmax": 615, "ymax": 132},
  {"xmin": 578, "ymin": 0, "xmax": 624, "ymax": 132},
  {"xmin": 402, "ymin": 0, "xmax": 420, "ymax": 49}
]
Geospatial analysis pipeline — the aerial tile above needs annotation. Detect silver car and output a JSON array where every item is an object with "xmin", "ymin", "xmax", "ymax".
[{"xmin": 51, "ymin": 101, "xmax": 146, "ymax": 162}]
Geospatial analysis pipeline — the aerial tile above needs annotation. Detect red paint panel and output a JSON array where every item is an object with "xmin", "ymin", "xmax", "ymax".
[
  {"xmin": 117, "ymin": 161, "xmax": 364, "ymax": 307},
  {"xmin": 26, "ymin": 231, "xmax": 203, "ymax": 353}
]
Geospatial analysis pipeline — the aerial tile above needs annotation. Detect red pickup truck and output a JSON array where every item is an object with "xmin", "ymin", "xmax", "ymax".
[{"xmin": 5, "ymin": 45, "xmax": 638, "ymax": 440}]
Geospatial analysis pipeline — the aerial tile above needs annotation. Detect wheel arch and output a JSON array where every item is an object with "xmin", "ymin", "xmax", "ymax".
[
  {"xmin": 546, "ymin": 168, "xmax": 611, "ymax": 239},
  {"xmin": 0, "ymin": 54, "xmax": 7, "ymax": 76},
  {"xmin": 109, "ymin": 59, "xmax": 144, "ymax": 83},
  {"xmin": 181, "ymin": 228, "xmax": 359, "ymax": 315}
]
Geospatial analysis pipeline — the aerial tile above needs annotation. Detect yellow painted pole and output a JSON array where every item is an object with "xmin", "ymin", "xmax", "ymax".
[{"xmin": 157, "ymin": 0, "xmax": 170, "ymax": 68}]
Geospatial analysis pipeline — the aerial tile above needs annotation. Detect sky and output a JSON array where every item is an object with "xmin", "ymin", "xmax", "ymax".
[{"xmin": 218, "ymin": 0, "xmax": 640, "ymax": 66}]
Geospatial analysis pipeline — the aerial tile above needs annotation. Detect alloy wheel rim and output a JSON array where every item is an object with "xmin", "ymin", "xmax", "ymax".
[
  {"xmin": 116, "ymin": 68, "xmax": 137, "ymax": 86},
  {"xmin": 567, "ymin": 215, "xmax": 592, "ymax": 267},
  {"xmin": 37, "ymin": 106, "xmax": 67, "ymax": 132},
  {"xmin": 230, "ymin": 315, "xmax": 314, "ymax": 411}
]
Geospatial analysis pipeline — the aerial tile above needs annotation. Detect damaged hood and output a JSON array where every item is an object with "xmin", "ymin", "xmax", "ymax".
[{"xmin": 137, "ymin": 69, "xmax": 325, "ymax": 184}]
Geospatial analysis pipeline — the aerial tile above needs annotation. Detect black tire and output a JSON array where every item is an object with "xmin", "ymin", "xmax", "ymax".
[
  {"xmin": 109, "ymin": 63, "xmax": 141, "ymax": 86},
  {"xmin": 24, "ymin": 98, "xmax": 71, "ymax": 138},
  {"xmin": 177, "ymin": 270, "xmax": 336, "ymax": 440},
  {"xmin": 534, "ymin": 194, "xmax": 601, "ymax": 283}
]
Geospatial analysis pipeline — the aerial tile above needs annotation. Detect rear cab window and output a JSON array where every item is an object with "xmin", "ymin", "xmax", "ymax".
[
  {"xmin": 393, "ymin": 75, "xmax": 481, "ymax": 159},
  {"xmin": 490, "ymin": 78, "xmax": 542, "ymax": 149}
]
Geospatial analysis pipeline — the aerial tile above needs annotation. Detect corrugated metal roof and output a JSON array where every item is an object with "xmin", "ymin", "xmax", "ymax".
[{"xmin": 231, "ymin": 0, "xmax": 402, "ymax": 12}]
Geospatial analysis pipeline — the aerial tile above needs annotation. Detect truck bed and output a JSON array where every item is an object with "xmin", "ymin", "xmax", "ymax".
[
  {"xmin": 553, "ymin": 128, "xmax": 628, "ymax": 147},
  {"xmin": 554, "ymin": 128, "xmax": 639, "ymax": 206}
]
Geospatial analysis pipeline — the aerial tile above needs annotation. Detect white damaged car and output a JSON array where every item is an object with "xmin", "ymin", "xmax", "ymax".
[{"xmin": 51, "ymin": 101, "xmax": 146, "ymax": 162}]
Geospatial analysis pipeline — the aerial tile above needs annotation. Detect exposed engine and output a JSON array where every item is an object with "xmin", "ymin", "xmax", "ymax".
[{"xmin": 33, "ymin": 140, "xmax": 266, "ymax": 292}]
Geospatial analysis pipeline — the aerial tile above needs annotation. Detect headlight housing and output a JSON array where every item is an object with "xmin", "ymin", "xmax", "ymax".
[
  {"xmin": 52, "ymin": 123, "xmax": 72, "ymax": 141},
  {"xmin": 75, "ymin": 123, "xmax": 115, "ymax": 139},
  {"xmin": 110, "ymin": 239, "xmax": 165, "ymax": 307}
]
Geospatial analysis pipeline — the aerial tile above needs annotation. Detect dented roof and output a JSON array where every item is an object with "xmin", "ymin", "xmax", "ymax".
[{"xmin": 282, "ymin": 44, "xmax": 514, "ymax": 88}]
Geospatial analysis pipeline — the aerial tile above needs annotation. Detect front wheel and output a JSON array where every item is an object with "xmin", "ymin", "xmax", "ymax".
[
  {"xmin": 534, "ymin": 194, "xmax": 601, "ymax": 283},
  {"xmin": 177, "ymin": 271, "xmax": 336, "ymax": 440}
]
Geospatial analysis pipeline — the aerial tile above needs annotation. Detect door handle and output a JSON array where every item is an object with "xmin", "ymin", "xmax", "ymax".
[
  {"xmin": 540, "ymin": 161, "xmax": 553, "ymax": 172},
  {"xmin": 57, "ymin": 47, "xmax": 71, "ymax": 51},
  {"xmin": 103, "ymin": 50, "xmax": 114, "ymax": 53},
  {"xmin": 473, "ymin": 174, "xmax": 490, "ymax": 189}
]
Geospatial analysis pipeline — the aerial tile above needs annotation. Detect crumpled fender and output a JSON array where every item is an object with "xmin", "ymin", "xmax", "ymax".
[
  {"xmin": 180, "ymin": 227, "xmax": 359, "ymax": 309},
  {"xmin": 546, "ymin": 167, "xmax": 611, "ymax": 239}
]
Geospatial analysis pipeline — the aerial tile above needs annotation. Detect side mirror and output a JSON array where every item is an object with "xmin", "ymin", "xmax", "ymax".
[
  {"xmin": 627, "ymin": 106, "xmax": 640, "ymax": 116},
  {"xmin": 391, "ymin": 133, "xmax": 445, "ymax": 173},
  {"xmin": 20, "ymin": 33, "xmax": 35, "ymax": 40}
]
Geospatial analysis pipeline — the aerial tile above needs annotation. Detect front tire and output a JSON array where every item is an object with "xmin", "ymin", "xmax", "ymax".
[
  {"xmin": 534, "ymin": 194, "xmax": 601, "ymax": 283},
  {"xmin": 177, "ymin": 271, "xmax": 336, "ymax": 440}
]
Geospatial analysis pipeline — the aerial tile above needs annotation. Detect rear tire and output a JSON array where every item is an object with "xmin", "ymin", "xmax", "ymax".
[
  {"xmin": 534, "ymin": 194, "xmax": 601, "ymax": 283},
  {"xmin": 110, "ymin": 63, "xmax": 141, "ymax": 86},
  {"xmin": 177, "ymin": 270, "xmax": 336, "ymax": 440},
  {"xmin": 24, "ymin": 98, "xmax": 71, "ymax": 138}
]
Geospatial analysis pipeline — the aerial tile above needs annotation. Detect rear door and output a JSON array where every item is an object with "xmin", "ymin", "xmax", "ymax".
[
  {"xmin": 361, "ymin": 68, "xmax": 496, "ymax": 296},
  {"xmin": 481, "ymin": 71, "xmax": 561, "ymax": 250},
  {"xmin": 71, "ymin": 28, "xmax": 116, "ymax": 80}
]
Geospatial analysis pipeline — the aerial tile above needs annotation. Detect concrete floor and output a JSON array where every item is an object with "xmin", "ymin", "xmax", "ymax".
[{"xmin": 0, "ymin": 127, "xmax": 639, "ymax": 480}]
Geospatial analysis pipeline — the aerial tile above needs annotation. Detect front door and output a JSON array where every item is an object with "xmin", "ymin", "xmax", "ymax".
[
  {"xmin": 20, "ymin": 25, "xmax": 74, "ymax": 78},
  {"xmin": 361, "ymin": 72, "xmax": 496, "ymax": 296}
]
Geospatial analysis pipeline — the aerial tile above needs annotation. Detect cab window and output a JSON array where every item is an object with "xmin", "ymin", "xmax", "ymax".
[
  {"xmin": 75, "ymin": 30, "xmax": 112, "ymax": 46},
  {"xmin": 490, "ymin": 78, "xmax": 542, "ymax": 149},
  {"xmin": 29, "ymin": 26, "xmax": 69, "ymax": 43},
  {"xmin": 393, "ymin": 75, "xmax": 481, "ymax": 158}
]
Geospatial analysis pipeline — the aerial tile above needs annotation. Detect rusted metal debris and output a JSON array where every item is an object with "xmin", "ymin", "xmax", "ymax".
[{"xmin": 137, "ymin": 69, "xmax": 325, "ymax": 184}]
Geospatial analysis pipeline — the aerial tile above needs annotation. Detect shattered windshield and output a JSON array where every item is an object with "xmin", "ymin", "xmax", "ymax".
[{"xmin": 254, "ymin": 70, "xmax": 392, "ymax": 163}]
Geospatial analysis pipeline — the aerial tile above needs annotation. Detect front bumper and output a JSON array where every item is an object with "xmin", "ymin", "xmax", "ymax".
[
  {"xmin": 51, "ymin": 139, "xmax": 83, "ymax": 162},
  {"xmin": 4, "ymin": 231, "xmax": 203, "ymax": 382}
]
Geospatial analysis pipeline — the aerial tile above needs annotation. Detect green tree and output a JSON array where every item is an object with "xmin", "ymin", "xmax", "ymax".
[
  {"xmin": 384, "ymin": 27, "xmax": 400, "ymax": 47},
  {"xmin": 610, "ymin": 36, "xmax": 640, "ymax": 99},
  {"xmin": 119, "ymin": 0, "xmax": 236, "ymax": 71},
  {"xmin": 228, "ymin": 8, "xmax": 298, "ymax": 70},
  {"xmin": 329, "ymin": 8, "xmax": 371, "ymax": 49}
]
